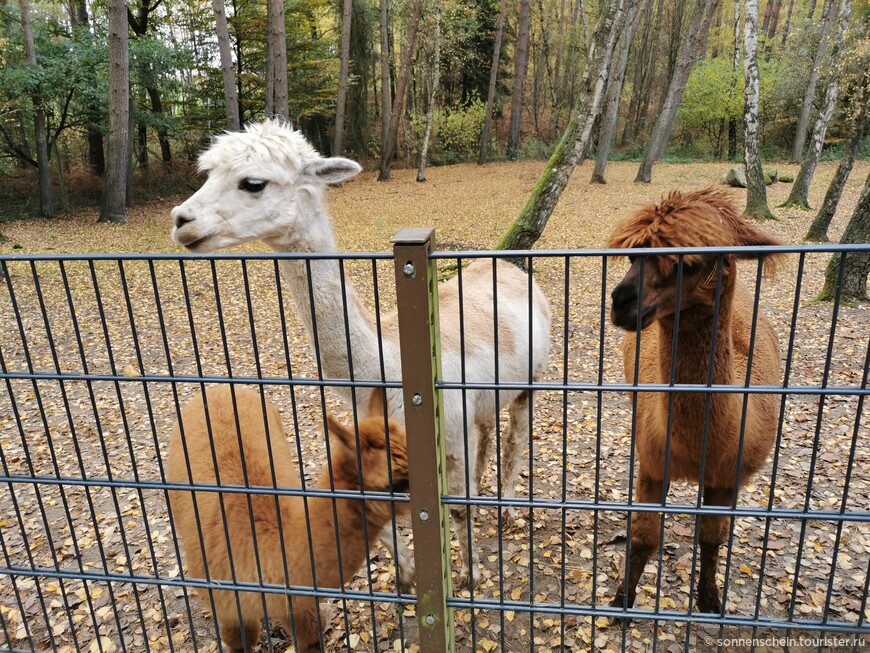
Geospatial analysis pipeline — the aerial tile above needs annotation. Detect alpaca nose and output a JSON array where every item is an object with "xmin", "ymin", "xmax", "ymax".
[
  {"xmin": 173, "ymin": 211, "xmax": 195, "ymax": 229},
  {"xmin": 611, "ymin": 282, "xmax": 638, "ymax": 310}
]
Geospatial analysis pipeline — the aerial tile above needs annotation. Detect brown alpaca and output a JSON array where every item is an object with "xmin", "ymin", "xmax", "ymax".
[
  {"xmin": 607, "ymin": 188, "xmax": 782, "ymax": 614},
  {"xmin": 166, "ymin": 385, "xmax": 409, "ymax": 652}
]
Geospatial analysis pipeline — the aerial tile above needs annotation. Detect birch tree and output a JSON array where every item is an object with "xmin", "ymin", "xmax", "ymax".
[
  {"xmin": 727, "ymin": 0, "xmax": 740, "ymax": 159},
  {"xmin": 634, "ymin": 0, "xmax": 721, "ymax": 184},
  {"xmin": 18, "ymin": 0, "xmax": 54, "ymax": 217},
  {"xmin": 783, "ymin": 0, "xmax": 851, "ymax": 210},
  {"xmin": 333, "ymin": 0, "xmax": 353, "ymax": 153},
  {"xmin": 790, "ymin": 0, "xmax": 837, "ymax": 162},
  {"xmin": 417, "ymin": 2, "xmax": 440, "ymax": 182},
  {"xmin": 806, "ymin": 74, "xmax": 869, "ymax": 241},
  {"xmin": 496, "ymin": 0, "xmax": 629, "ymax": 257},
  {"xmin": 506, "ymin": 0, "xmax": 532, "ymax": 159},
  {"xmin": 743, "ymin": 0, "xmax": 774, "ymax": 221},
  {"xmin": 478, "ymin": 0, "xmax": 508, "ymax": 164},
  {"xmin": 98, "ymin": 0, "xmax": 130, "ymax": 224},
  {"xmin": 590, "ymin": 0, "xmax": 645, "ymax": 184},
  {"xmin": 817, "ymin": 171, "xmax": 870, "ymax": 302},
  {"xmin": 213, "ymin": 0, "xmax": 240, "ymax": 130},
  {"xmin": 378, "ymin": 0, "xmax": 423, "ymax": 181}
]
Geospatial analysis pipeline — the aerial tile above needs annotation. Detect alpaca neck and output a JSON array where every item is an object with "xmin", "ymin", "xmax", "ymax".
[
  {"xmin": 312, "ymin": 466, "xmax": 393, "ymax": 572},
  {"xmin": 266, "ymin": 196, "xmax": 382, "ymax": 406},
  {"xmin": 656, "ymin": 274, "xmax": 739, "ymax": 430}
]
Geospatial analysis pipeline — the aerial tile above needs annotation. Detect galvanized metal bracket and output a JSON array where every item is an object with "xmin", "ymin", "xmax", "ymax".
[{"xmin": 392, "ymin": 228, "xmax": 455, "ymax": 653}]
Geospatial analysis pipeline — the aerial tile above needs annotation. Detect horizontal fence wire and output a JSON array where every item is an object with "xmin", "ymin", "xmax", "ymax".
[{"xmin": 0, "ymin": 244, "xmax": 868, "ymax": 653}]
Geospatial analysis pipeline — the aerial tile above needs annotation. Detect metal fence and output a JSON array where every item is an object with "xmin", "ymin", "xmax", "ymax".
[{"xmin": 0, "ymin": 233, "xmax": 868, "ymax": 653}]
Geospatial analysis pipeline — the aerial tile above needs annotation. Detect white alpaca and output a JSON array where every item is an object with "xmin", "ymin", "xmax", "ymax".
[{"xmin": 170, "ymin": 119, "xmax": 552, "ymax": 586}]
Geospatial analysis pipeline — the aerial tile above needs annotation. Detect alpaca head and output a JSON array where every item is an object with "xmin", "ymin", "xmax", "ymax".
[
  {"xmin": 170, "ymin": 120, "xmax": 362, "ymax": 252},
  {"xmin": 608, "ymin": 188, "xmax": 781, "ymax": 331},
  {"xmin": 326, "ymin": 390, "xmax": 410, "ymax": 497}
]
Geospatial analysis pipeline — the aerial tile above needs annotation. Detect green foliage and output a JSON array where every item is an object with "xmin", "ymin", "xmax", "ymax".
[
  {"xmin": 679, "ymin": 59, "xmax": 742, "ymax": 132},
  {"xmin": 409, "ymin": 97, "xmax": 487, "ymax": 164}
]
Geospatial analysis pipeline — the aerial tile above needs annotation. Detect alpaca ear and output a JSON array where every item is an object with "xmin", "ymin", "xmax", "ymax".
[
  {"xmin": 734, "ymin": 225, "xmax": 783, "ymax": 274},
  {"xmin": 367, "ymin": 388, "xmax": 387, "ymax": 419},
  {"xmin": 327, "ymin": 416, "xmax": 358, "ymax": 452},
  {"xmin": 307, "ymin": 157, "xmax": 362, "ymax": 184}
]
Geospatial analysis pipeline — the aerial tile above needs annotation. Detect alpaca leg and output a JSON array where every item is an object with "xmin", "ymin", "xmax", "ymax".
[
  {"xmin": 501, "ymin": 390, "xmax": 531, "ymax": 522},
  {"xmin": 214, "ymin": 591, "xmax": 260, "ymax": 652},
  {"xmin": 378, "ymin": 521, "xmax": 415, "ymax": 590},
  {"xmin": 451, "ymin": 506, "xmax": 481, "ymax": 590},
  {"xmin": 610, "ymin": 472, "xmax": 664, "ymax": 611},
  {"xmin": 474, "ymin": 418, "xmax": 494, "ymax": 493},
  {"xmin": 697, "ymin": 486, "xmax": 730, "ymax": 614},
  {"xmin": 280, "ymin": 596, "xmax": 322, "ymax": 653},
  {"xmin": 448, "ymin": 451, "xmax": 481, "ymax": 589}
]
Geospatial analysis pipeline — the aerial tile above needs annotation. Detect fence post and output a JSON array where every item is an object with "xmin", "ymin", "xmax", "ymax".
[{"xmin": 392, "ymin": 228, "xmax": 454, "ymax": 653}]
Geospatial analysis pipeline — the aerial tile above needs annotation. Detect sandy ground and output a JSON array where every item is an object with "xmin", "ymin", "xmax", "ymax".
[{"xmin": 0, "ymin": 159, "xmax": 868, "ymax": 653}]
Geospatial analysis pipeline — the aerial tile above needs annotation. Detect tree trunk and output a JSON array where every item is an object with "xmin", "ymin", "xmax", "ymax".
[
  {"xmin": 213, "ymin": 0, "xmax": 240, "ymax": 130},
  {"xmin": 783, "ymin": 0, "xmax": 850, "ymax": 210},
  {"xmin": 99, "ymin": 0, "xmax": 130, "ymax": 224},
  {"xmin": 817, "ymin": 171, "xmax": 870, "ymax": 301},
  {"xmin": 553, "ymin": 0, "xmax": 567, "ymax": 99},
  {"xmin": 145, "ymin": 87, "xmax": 172, "ymax": 162},
  {"xmin": 790, "ymin": 0, "xmax": 837, "ymax": 162},
  {"xmin": 127, "ymin": 1, "xmax": 172, "ymax": 163},
  {"xmin": 780, "ymin": 0, "xmax": 795, "ymax": 44},
  {"xmin": 805, "ymin": 77, "xmax": 868, "ymax": 241},
  {"xmin": 270, "ymin": 0, "xmax": 289, "ymax": 120},
  {"xmin": 264, "ymin": 0, "xmax": 275, "ymax": 116},
  {"xmin": 18, "ymin": 0, "xmax": 55, "ymax": 217},
  {"xmin": 766, "ymin": 0, "xmax": 782, "ymax": 40},
  {"xmin": 506, "ymin": 0, "xmax": 532, "ymax": 159},
  {"xmin": 378, "ymin": 0, "xmax": 423, "ymax": 181},
  {"xmin": 633, "ymin": 0, "xmax": 665, "ymax": 140},
  {"xmin": 346, "ymin": 0, "xmax": 372, "ymax": 155},
  {"xmin": 576, "ymin": 0, "xmax": 590, "ymax": 58},
  {"xmin": 379, "ymin": 0, "xmax": 391, "ymax": 156},
  {"xmin": 496, "ymin": 0, "xmax": 628, "ymax": 259},
  {"xmin": 479, "ymin": 0, "xmax": 509, "ymax": 163},
  {"xmin": 620, "ymin": 0, "xmax": 653, "ymax": 145},
  {"xmin": 761, "ymin": 0, "xmax": 774, "ymax": 33},
  {"xmin": 728, "ymin": 0, "xmax": 740, "ymax": 160},
  {"xmin": 590, "ymin": 0, "xmax": 645, "ymax": 184},
  {"xmin": 635, "ymin": 0, "xmax": 721, "ymax": 184},
  {"xmin": 711, "ymin": 0, "xmax": 722, "ymax": 58},
  {"xmin": 417, "ymin": 2, "xmax": 440, "ymax": 182},
  {"xmin": 68, "ymin": 0, "xmax": 104, "ymax": 176},
  {"xmin": 333, "ymin": 0, "xmax": 354, "ymax": 154},
  {"xmin": 743, "ymin": 0, "xmax": 774, "ymax": 221}
]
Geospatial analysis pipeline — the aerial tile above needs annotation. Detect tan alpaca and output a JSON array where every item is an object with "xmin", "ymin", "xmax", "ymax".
[
  {"xmin": 607, "ymin": 188, "xmax": 782, "ymax": 614},
  {"xmin": 167, "ymin": 385, "xmax": 409, "ymax": 652}
]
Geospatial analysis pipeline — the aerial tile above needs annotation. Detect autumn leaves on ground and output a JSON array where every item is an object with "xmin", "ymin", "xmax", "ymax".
[{"xmin": 0, "ymin": 159, "xmax": 868, "ymax": 653}]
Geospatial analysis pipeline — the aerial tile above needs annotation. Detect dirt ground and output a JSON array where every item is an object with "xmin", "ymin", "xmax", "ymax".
[{"xmin": 0, "ymin": 159, "xmax": 868, "ymax": 653}]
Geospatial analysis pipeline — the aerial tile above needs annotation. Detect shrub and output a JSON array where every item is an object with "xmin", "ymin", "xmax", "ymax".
[{"xmin": 408, "ymin": 97, "xmax": 486, "ymax": 165}]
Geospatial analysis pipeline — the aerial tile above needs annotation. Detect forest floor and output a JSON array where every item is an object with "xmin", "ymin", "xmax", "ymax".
[{"xmin": 0, "ymin": 159, "xmax": 868, "ymax": 653}]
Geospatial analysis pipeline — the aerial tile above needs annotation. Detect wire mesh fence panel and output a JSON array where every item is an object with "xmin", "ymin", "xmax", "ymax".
[
  {"xmin": 1, "ymin": 240, "xmax": 869, "ymax": 653},
  {"xmin": 429, "ymin": 244, "xmax": 869, "ymax": 653},
  {"xmin": 0, "ymin": 253, "xmax": 414, "ymax": 653}
]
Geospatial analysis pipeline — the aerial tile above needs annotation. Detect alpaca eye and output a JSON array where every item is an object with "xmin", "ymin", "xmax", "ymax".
[{"xmin": 239, "ymin": 178, "xmax": 267, "ymax": 193}]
